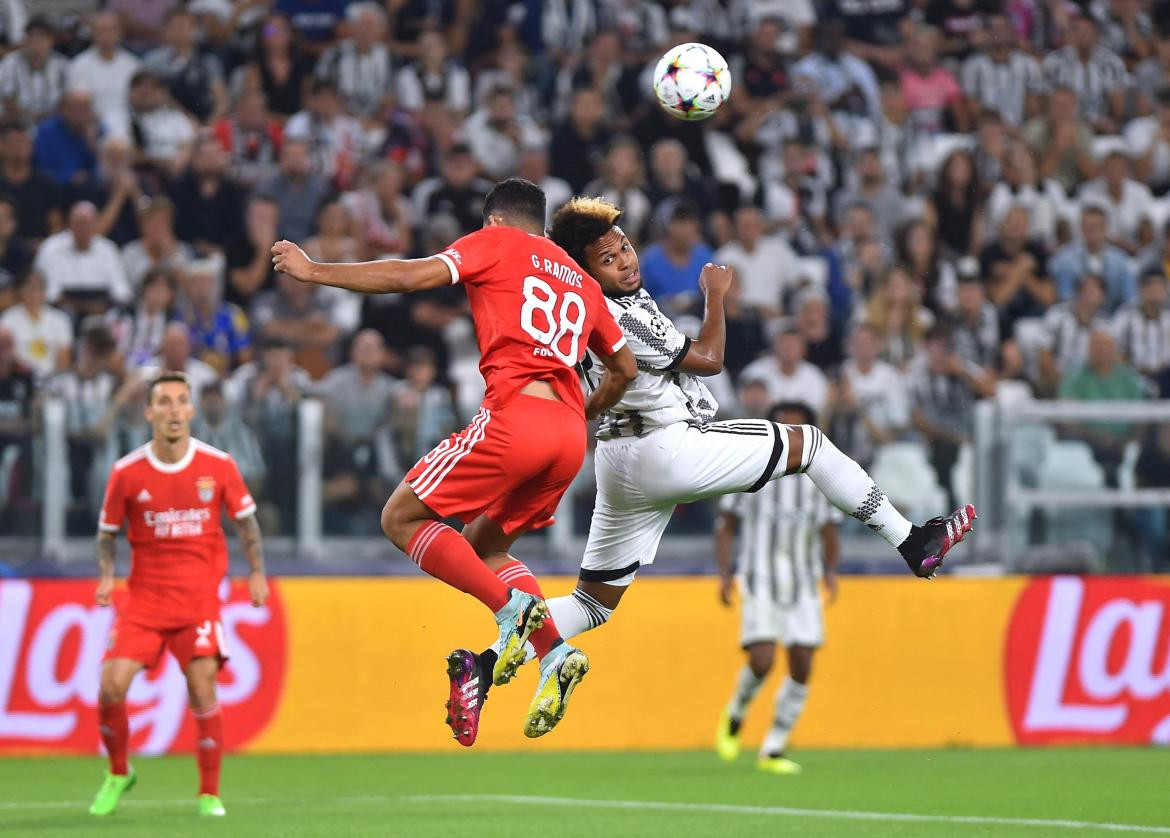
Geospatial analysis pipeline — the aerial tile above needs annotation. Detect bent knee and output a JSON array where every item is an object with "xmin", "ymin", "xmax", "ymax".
[
  {"xmin": 98, "ymin": 678, "xmax": 129, "ymax": 705},
  {"xmin": 748, "ymin": 646, "xmax": 775, "ymax": 679}
]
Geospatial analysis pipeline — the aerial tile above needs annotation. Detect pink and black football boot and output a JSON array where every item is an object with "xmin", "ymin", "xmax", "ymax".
[
  {"xmin": 444, "ymin": 649, "xmax": 490, "ymax": 747},
  {"xmin": 897, "ymin": 504, "xmax": 977, "ymax": 578}
]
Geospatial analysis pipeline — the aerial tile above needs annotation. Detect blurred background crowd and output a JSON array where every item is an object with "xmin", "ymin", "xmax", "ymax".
[{"xmin": 0, "ymin": 0, "xmax": 1168, "ymax": 568}]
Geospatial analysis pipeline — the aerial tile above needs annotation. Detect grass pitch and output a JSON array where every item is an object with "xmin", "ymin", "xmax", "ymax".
[{"xmin": 2, "ymin": 749, "xmax": 1166, "ymax": 837}]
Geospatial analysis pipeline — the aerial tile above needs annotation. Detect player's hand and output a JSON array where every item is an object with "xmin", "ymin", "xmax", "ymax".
[
  {"xmin": 718, "ymin": 574, "xmax": 736, "ymax": 607},
  {"xmin": 95, "ymin": 576, "xmax": 115, "ymax": 607},
  {"xmin": 699, "ymin": 263, "xmax": 734, "ymax": 298},
  {"xmin": 823, "ymin": 571, "xmax": 839, "ymax": 605},
  {"xmin": 271, "ymin": 240, "xmax": 315, "ymax": 282},
  {"xmin": 248, "ymin": 570, "xmax": 270, "ymax": 607}
]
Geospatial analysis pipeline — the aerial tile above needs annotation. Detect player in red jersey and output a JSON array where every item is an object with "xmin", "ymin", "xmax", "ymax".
[
  {"xmin": 89, "ymin": 371, "xmax": 269, "ymax": 818},
  {"xmin": 271, "ymin": 178, "xmax": 636, "ymax": 740}
]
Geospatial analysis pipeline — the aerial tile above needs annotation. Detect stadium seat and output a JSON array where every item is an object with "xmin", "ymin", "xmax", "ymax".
[
  {"xmin": 951, "ymin": 443, "xmax": 974, "ymax": 507},
  {"xmin": 869, "ymin": 442, "xmax": 948, "ymax": 522},
  {"xmin": 1036, "ymin": 440, "xmax": 1113, "ymax": 557}
]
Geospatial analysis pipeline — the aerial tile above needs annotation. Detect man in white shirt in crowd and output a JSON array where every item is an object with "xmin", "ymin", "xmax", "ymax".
[
  {"xmin": 127, "ymin": 70, "xmax": 196, "ymax": 179},
  {"xmin": 740, "ymin": 327, "xmax": 830, "ymax": 418},
  {"xmin": 465, "ymin": 86, "xmax": 545, "ymax": 181},
  {"xmin": 147, "ymin": 321, "xmax": 218, "ymax": 402},
  {"xmin": 66, "ymin": 12, "xmax": 140, "ymax": 139},
  {"xmin": 1125, "ymin": 88, "xmax": 1170, "ymax": 197},
  {"xmin": 34, "ymin": 201, "xmax": 132, "ymax": 314},
  {"xmin": 1079, "ymin": 149, "xmax": 1155, "ymax": 253},
  {"xmin": 0, "ymin": 270, "xmax": 72, "ymax": 380},
  {"xmin": 831, "ymin": 322, "xmax": 908, "ymax": 469},
  {"xmin": 714, "ymin": 206, "xmax": 800, "ymax": 318}
]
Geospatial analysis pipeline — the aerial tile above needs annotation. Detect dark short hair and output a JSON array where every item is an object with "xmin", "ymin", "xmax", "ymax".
[
  {"xmin": 130, "ymin": 69, "xmax": 163, "ymax": 89},
  {"xmin": 25, "ymin": 16, "xmax": 54, "ymax": 36},
  {"xmin": 147, "ymin": 370, "xmax": 191, "ymax": 403},
  {"xmin": 1077, "ymin": 273, "xmax": 1108, "ymax": 294},
  {"xmin": 1140, "ymin": 270, "xmax": 1166, "ymax": 287},
  {"xmin": 769, "ymin": 401, "xmax": 816, "ymax": 425},
  {"xmin": 482, "ymin": 177, "xmax": 546, "ymax": 227}
]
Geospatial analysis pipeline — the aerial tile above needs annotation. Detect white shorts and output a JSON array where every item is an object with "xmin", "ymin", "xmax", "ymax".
[
  {"xmin": 740, "ymin": 589, "xmax": 825, "ymax": 648},
  {"xmin": 580, "ymin": 420, "xmax": 788, "ymax": 586}
]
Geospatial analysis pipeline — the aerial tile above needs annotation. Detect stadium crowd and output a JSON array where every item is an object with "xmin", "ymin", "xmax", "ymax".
[{"xmin": 0, "ymin": 0, "xmax": 1167, "ymax": 565}]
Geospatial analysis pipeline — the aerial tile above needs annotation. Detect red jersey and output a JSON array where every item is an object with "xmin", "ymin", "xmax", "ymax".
[
  {"xmin": 436, "ymin": 226, "xmax": 626, "ymax": 417},
  {"xmin": 98, "ymin": 438, "xmax": 256, "ymax": 629}
]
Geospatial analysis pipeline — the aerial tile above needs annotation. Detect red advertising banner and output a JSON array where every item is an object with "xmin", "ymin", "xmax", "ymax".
[
  {"xmin": 0, "ymin": 579, "xmax": 286, "ymax": 755},
  {"xmin": 1005, "ymin": 576, "xmax": 1170, "ymax": 746}
]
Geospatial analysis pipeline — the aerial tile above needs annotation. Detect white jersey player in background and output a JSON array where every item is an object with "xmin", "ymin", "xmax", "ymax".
[
  {"xmin": 714, "ymin": 401, "xmax": 841, "ymax": 776},
  {"xmin": 449, "ymin": 197, "xmax": 975, "ymax": 741}
]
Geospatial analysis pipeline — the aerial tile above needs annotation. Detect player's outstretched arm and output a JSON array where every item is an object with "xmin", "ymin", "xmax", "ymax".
[
  {"xmin": 271, "ymin": 240, "xmax": 452, "ymax": 295},
  {"xmin": 235, "ymin": 514, "xmax": 269, "ymax": 607},
  {"xmin": 584, "ymin": 343, "xmax": 638, "ymax": 420},
  {"xmin": 677, "ymin": 263, "xmax": 732, "ymax": 377},
  {"xmin": 95, "ymin": 530, "xmax": 117, "ymax": 607}
]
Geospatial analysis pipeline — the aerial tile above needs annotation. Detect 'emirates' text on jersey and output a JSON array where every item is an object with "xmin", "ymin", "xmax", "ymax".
[
  {"xmin": 720, "ymin": 475, "xmax": 841, "ymax": 606},
  {"xmin": 99, "ymin": 438, "xmax": 256, "ymax": 628},
  {"xmin": 581, "ymin": 289, "xmax": 717, "ymax": 439},
  {"xmin": 436, "ymin": 226, "xmax": 626, "ymax": 417}
]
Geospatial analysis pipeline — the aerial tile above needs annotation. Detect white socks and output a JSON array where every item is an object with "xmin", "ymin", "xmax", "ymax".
[
  {"xmin": 726, "ymin": 665, "xmax": 765, "ymax": 722},
  {"xmin": 760, "ymin": 677, "xmax": 809, "ymax": 757},
  {"xmin": 799, "ymin": 425, "xmax": 913, "ymax": 547},
  {"xmin": 499, "ymin": 590, "xmax": 614, "ymax": 664}
]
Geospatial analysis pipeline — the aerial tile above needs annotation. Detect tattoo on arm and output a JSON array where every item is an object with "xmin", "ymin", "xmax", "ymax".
[
  {"xmin": 96, "ymin": 531, "xmax": 117, "ymax": 576},
  {"xmin": 237, "ymin": 514, "xmax": 265, "ymax": 573}
]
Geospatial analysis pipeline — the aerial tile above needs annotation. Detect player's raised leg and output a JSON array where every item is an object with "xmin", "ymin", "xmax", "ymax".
[
  {"xmin": 185, "ymin": 656, "xmax": 226, "ymax": 816},
  {"xmin": 90, "ymin": 657, "xmax": 142, "ymax": 815}
]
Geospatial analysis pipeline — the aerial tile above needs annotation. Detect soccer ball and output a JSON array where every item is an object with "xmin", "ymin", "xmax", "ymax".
[{"xmin": 653, "ymin": 42, "xmax": 732, "ymax": 122}]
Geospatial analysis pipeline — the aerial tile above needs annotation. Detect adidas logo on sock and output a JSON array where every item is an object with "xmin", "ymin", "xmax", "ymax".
[
  {"xmin": 137, "ymin": 489, "xmax": 152, "ymax": 502},
  {"xmin": 198, "ymin": 737, "xmax": 218, "ymax": 749}
]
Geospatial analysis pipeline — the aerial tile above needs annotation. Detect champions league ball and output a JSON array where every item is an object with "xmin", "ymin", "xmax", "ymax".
[{"xmin": 653, "ymin": 42, "xmax": 732, "ymax": 122}]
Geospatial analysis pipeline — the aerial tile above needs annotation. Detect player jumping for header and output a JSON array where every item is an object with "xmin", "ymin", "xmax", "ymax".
[
  {"xmin": 445, "ymin": 196, "xmax": 975, "ymax": 742},
  {"xmin": 91, "ymin": 371, "xmax": 269, "ymax": 817},
  {"xmin": 272, "ymin": 179, "xmax": 637, "ymax": 741}
]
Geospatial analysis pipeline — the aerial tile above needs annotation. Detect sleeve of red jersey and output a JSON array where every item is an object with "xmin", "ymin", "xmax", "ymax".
[
  {"xmin": 222, "ymin": 455, "xmax": 258, "ymax": 520},
  {"xmin": 433, "ymin": 228, "xmax": 501, "ymax": 287},
  {"xmin": 97, "ymin": 467, "xmax": 126, "ymax": 534},
  {"xmin": 585, "ymin": 282, "xmax": 628, "ymax": 357}
]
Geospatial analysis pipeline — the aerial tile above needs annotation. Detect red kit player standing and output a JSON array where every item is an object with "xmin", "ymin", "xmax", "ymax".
[
  {"xmin": 272, "ymin": 178, "xmax": 636, "ymax": 740},
  {"xmin": 90, "ymin": 371, "xmax": 269, "ymax": 818}
]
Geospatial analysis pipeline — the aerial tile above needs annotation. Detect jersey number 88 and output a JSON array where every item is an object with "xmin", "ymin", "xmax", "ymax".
[{"xmin": 520, "ymin": 276, "xmax": 586, "ymax": 366}]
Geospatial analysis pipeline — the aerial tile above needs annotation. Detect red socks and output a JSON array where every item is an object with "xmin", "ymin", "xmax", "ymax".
[
  {"xmin": 496, "ymin": 559, "xmax": 561, "ymax": 659},
  {"xmin": 408, "ymin": 522, "xmax": 511, "ymax": 612},
  {"xmin": 193, "ymin": 704, "xmax": 223, "ymax": 796},
  {"xmin": 98, "ymin": 701, "xmax": 129, "ymax": 775}
]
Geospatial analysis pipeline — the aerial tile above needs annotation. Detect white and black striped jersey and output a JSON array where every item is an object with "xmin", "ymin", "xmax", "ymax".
[
  {"xmin": 1042, "ymin": 302, "xmax": 1108, "ymax": 373},
  {"xmin": 582, "ymin": 289, "xmax": 717, "ymax": 440},
  {"xmin": 720, "ymin": 474, "xmax": 841, "ymax": 606},
  {"xmin": 1111, "ymin": 304, "xmax": 1170, "ymax": 375}
]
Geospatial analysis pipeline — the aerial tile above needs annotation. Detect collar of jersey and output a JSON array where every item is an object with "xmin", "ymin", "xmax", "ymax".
[{"xmin": 144, "ymin": 439, "xmax": 196, "ymax": 474}]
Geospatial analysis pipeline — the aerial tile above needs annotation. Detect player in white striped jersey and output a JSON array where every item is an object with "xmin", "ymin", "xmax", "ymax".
[{"xmin": 713, "ymin": 402, "xmax": 841, "ymax": 775}]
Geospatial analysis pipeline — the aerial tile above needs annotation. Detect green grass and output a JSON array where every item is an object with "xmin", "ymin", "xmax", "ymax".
[{"xmin": 2, "ymin": 749, "xmax": 1167, "ymax": 837}]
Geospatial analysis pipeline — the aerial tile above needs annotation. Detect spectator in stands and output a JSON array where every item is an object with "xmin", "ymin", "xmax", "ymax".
[
  {"xmin": 465, "ymin": 85, "xmax": 543, "ymax": 180},
  {"xmin": 1024, "ymin": 86, "xmax": 1098, "ymax": 194},
  {"xmin": 834, "ymin": 147, "xmax": 908, "ymax": 250},
  {"xmin": 391, "ymin": 346, "xmax": 456, "ymax": 465},
  {"xmin": 342, "ymin": 162, "xmax": 412, "ymax": 260},
  {"xmin": 315, "ymin": 329, "xmax": 398, "ymax": 532},
  {"xmin": 900, "ymin": 24, "xmax": 970, "ymax": 136},
  {"xmin": 108, "ymin": 0, "xmax": 177, "ymax": 54},
  {"xmin": 169, "ymin": 134, "xmax": 245, "ymax": 257},
  {"xmin": 225, "ymin": 194, "xmax": 279, "ymax": 310},
  {"xmin": 646, "ymin": 137, "xmax": 715, "ymax": 221},
  {"xmin": 739, "ymin": 327, "xmax": 830, "ymax": 417},
  {"xmin": 583, "ymin": 137, "xmax": 650, "ymax": 244},
  {"xmin": 763, "ymin": 139, "xmax": 830, "ymax": 253},
  {"xmin": 250, "ymin": 273, "xmax": 341, "ymax": 379},
  {"xmin": 32, "ymin": 89, "xmax": 99, "ymax": 186},
  {"xmin": 1096, "ymin": 0, "xmax": 1154, "ymax": 67},
  {"xmin": 35, "ymin": 201, "xmax": 131, "ymax": 315},
  {"xmin": 256, "ymin": 139, "xmax": 333, "ymax": 244},
  {"xmin": 714, "ymin": 205, "xmax": 799, "ymax": 318},
  {"xmin": 126, "ymin": 69, "xmax": 196, "ymax": 181},
  {"xmin": 911, "ymin": 324, "xmax": 994, "ymax": 507},
  {"xmin": 0, "ymin": 198, "xmax": 32, "ymax": 302},
  {"xmin": 144, "ymin": 7, "xmax": 227, "ymax": 122},
  {"xmin": 234, "ymin": 13, "xmax": 310, "ymax": 120},
  {"xmin": 1059, "ymin": 328, "xmax": 1144, "ymax": 486},
  {"xmin": 791, "ymin": 18, "xmax": 880, "ymax": 121},
  {"xmin": 113, "ymin": 267, "xmax": 173, "ymax": 369},
  {"xmin": 793, "ymin": 288, "xmax": 844, "ymax": 371},
  {"xmin": 961, "ymin": 13, "xmax": 1045, "ymax": 129},
  {"xmin": 413, "ymin": 143, "xmax": 489, "ymax": 236},
  {"xmin": 830, "ymin": 321, "xmax": 909, "ymax": 469},
  {"xmin": 474, "ymin": 42, "xmax": 540, "ymax": 121},
  {"xmin": 0, "ymin": 17, "xmax": 67, "ymax": 125},
  {"xmin": 929, "ymin": 149, "xmax": 983, "ymax": 257},
  {"xmin": 191, "ymin": 380, "xmax": 266, "ymax": 504},
  {"xmin": 517, "ymin": 145, "xmax": 572, "ymax": 228},
  {"xmin": 1049, "ymin": 205, "xmax": 1137, "ymax": 311},
  {"xmin": 176, "ymin": 258, "xmax": 251, "ymax": 376},
  {"xmin": 278, "ymin": 0, "xmax": 347, "ymax": 57},
  {"xmin": 0, "ymin": 121, "xmax": 62, "ymax": 243},
  {"xmin": 639, "ymin": 201, "xmax": 713, "ymax": 315},
  {"xmin": 986, "ymin": 142, "xmax": 1063, "ymax": 247},
  {"xmin": 66, "ymin": 12, "xmax": 140, "ymax": 140},
  {"xmin": 719, "ymin": 271, "xmax": 768, "ymax": 378},
  {"xmin": 898, "ymin": 218, "xmax": 957, "ymax": 316},
  {"xmin": 1134, "ymin": 26, "xmax": 1170, "ymax": 106},
  {"xmin": 149, "ymin": 321, "xmax": 218, "ymax": 401},
  {"xmin": 553, "ymin": 28, "xmax": 640, "ymax": 126},
  {"xmin": 862, "ymin": 266, "xmax": 933, "ymax": 371},
  {"xmin": 1112, "ymin": 269, "xmax": 1170, "ymax": 396},
  {"xmin": 303, "ymin": 200, "xmax": 362, "ymax": 336},
  {"xmin": 285, "ymin": 78, "xmax": 365, "ymax": 187},
  {"xmin": 0, "ymin": 271, "xmax": 71, "ymax": 381},
  {"xmin": 950, "ymin": 270, "xmax": 1001, "ymax": 373},
  {"xmin": 68, "ymin": 136, "xmax": 142, "ymax": 248},
  {"xmin": 549, "ymin": 87, "xmax": 606, "ymax": 193},
  {"xmin": 1037, "ymin": 273, "xmax": 1110, "ymax": 397},
  {"xmin": 0, "ymin": 323, "xmax": 34, "ymax": 526},
  {"xmin": 396, "ymin": 29, "xmax": 471, "ymax": 115},
  {"xmin": 212, "ymin": 89, "xmax": 283, "ymax": 189},
  {"xmin": 1126, "ymin": 87, "xmax": 1170, "ymax": 197},
  {"xmin": 1079, "ymin": 150, "xmax": 1155, "ymax": 255},
  {"xmin": 1042, "ymin": 11, "xmax": 1128, "ymax": 133},
  {"xmin": 979, "ymin": 204, "xmax": 1055, "ymax": 334},
  {"xmin": 315, "ymin": 1, "xmax": 392, "ymax": 120},
  {"xmin": 120, "ymin": 196, "xmax": 191, "ymax": 294}
]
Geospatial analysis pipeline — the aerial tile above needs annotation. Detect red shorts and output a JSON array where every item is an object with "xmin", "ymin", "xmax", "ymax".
[
  {"xmin": 104, "ymin": 615, "xmax": 229, "ymax": 671},
  {"xmin": 406, "ymin": 394, "xmax": 586, "ymax": 534}
]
